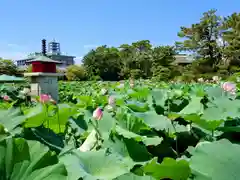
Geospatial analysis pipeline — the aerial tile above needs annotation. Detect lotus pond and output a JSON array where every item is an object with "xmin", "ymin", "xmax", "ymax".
[{"xmin": 0, "ymin": 80, "xmax": 240, "ymax": 180}]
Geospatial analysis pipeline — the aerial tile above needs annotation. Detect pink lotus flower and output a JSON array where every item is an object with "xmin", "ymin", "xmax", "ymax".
[
  {"xmin": 221, "ymin": 82, "xmax": 236, "ymax": 95},
  {"xmin": 40, "ymin": 94, "xmax": 51, "ymax": 103},
  {"xmin": 2, "ymin": 95, "xmax": 10, "ymax": 101},
  {"xmin": 92, "ymin": 107, "xmax": 103, "ymax": 120},
  {"xmin": 39, "ymin": 94, "xmax": 56, "ymax": 104}
]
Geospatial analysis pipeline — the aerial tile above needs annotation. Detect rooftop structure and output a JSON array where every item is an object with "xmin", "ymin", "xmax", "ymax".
[
  {"xmin": 24, "ymin": 55, "xmax": 63, "ymax": 102},
  {"xmin": 48, "ymin": 39, "xmax": 61, "ymax": 55},
  {"xmin": 16, "ymin": 39, "xmax": 75, "ymax": 69},
  {"xmin": 174, "ymin": 54, "xmax": 195, "ymax": 64},
  {"xmin": 26, "ymin": 55, "xmax": 62, "ymax": 73}
]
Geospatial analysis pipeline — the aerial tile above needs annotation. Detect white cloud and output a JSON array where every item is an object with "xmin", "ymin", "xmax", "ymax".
[{"xmin": 7, "ymin": 43, "xmax": 22, "ymax": 48}]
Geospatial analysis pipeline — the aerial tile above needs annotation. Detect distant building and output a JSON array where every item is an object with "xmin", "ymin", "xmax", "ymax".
[
  {"xmin": 16, "ymin": 39, "xmax": 75, "ymax": 70},
  {"xmin": 174, "ymin": 54, "xmax": 195, "ymax": 65}
]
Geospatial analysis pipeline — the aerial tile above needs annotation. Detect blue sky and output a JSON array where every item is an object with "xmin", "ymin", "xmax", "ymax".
[{"xmin": 0, "ymin": 0, "xmax": 239, "ymax": 64}]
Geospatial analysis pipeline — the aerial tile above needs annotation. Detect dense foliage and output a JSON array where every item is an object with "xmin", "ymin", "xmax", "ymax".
[
  {"xmin": 0, "ymin": 80, "xmax": 240, "ymax": 179},
  {"xmin": 1, "ymin": 9, "xmax": 239, "ymax": 82},
  {"xmin": 0, "ymin": 58, "xmax": 18, "ymax": 76},
  {"xmin": 0, "ymin": 8, "xmax": 240, "ymax": 180},
  {"xmin": 80, "ymin": 9, "xmax": 240, "ymax": 81}
]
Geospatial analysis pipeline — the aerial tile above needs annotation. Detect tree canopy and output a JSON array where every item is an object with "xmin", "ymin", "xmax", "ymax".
[
  {"xmin": 65, "ymin": 65, "xmax": 86, "ymax": 81},
  {"xmin": 1, "ymin": 9, "xmax": 240, "ymax": 82},
  {"xmin": 80, "ymin": 10, "xmax": 240, "ymax": 81},
  {"xmin": 0, "ymin": 58, "xmax": 18, "ymax": 75}
]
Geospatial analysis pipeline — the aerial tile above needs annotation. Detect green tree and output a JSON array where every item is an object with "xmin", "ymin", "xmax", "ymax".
[
  {"xmin": 65, "ymin": 65, "xmax": 86, "ymax": 81},
  {"xmin": 25, "ymin": 65, "xmax": 32, "ymax": 72},
  {"xmin": 176, "ymin": 9, "xmax": 224, "ymax": 74},
  {"xmin": 0, "ymin": 58, "xmax": 18, "ymax": 75},
  {"xmin": 78, "ymin": 9, "xmax": 240, "ymax": 81},
  {"xmin": 151, "ymin": 46, "xmax": 177, "ymax": 81},
  {"xmin": 222, "ymin": 12, "xmax": 240, "ymax": 67},
  {"xmin": 82, "ymin": 46, "xmax": 121, "ymax": 81},
  {"xmin": 119, "ymin": 40, "xmax": 153, "ymax": 79},
  {"xmin": 82, "ymin": 41, "xmax": 179, "ymax": 80}
]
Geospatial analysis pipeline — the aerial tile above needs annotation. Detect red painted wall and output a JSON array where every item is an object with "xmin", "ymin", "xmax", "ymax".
[{"xmin": 32, "ymin": 62, "xmax": 56, "ymax": 73}]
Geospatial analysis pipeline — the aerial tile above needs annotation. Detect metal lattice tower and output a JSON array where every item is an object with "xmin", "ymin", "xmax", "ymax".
[{"xmin": 48, "ymin": 39, "xmax": 61, "ymax": 55}]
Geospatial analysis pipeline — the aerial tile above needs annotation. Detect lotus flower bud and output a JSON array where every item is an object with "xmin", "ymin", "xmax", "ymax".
[
  {"xmin": 92, "ymin": 107, "xmax": 103, "ymax": 120},
  {"xmin": 2, "ymin": 95, "xmax": 10, "ymax": 101},
  {"xmin": 40, "ymin": 94, "xmax": 51, "ymax": 103},
  {"xmin": 221, "ymin": 82, "xmax": 236, "ymax": 95}
]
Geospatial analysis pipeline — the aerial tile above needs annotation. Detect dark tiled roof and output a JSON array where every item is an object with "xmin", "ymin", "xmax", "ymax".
[
  {"xmin": 26, "ymin": 55, "xmax": 62, "ymax": 64},
  {"xmin": 174, "ymin": 54, "xmax": 194, "ymax": 64},
  {"xmin": 16, "ymin": 58, "xmax": 34, "ymax": 62}
]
